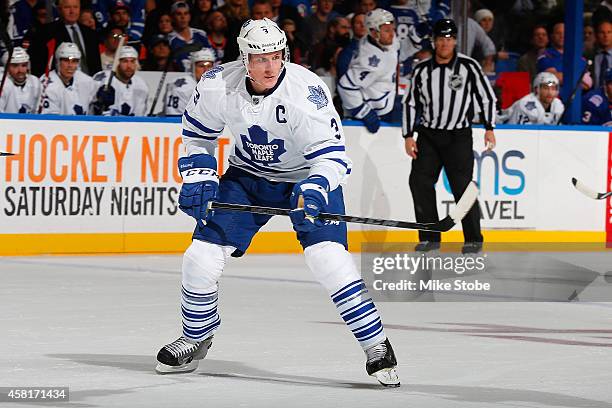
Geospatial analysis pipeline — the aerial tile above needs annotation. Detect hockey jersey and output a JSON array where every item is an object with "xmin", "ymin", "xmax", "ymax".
[
  {"xmin": 164, "ymin": 75, "xmax": 197, "ymax": 116},
  {"xmin": 92, "ymin": 70, "xmax": 149, "ymax": 116},
  {"xmin": 501, "ymin": 93, "xmax": 564, "ymax": 125},
  {"xmin": 337, "ymin": 36, "xmax": 399, "ymax": 118},
  {"xmin": 0, "ymin": 74, "xmax": 41, "ymax": 113},
  {"xmin": 169, "ymin": 29, "xmax": 212, "ymax": 72},
  {"xmin": 182, "ymin": 61, "xmax": 351, "ymax": 190},
  {"xmin": 581, "ymin": 88, "xmax": 612, "ymax": 125},
  {"xmin": 39, "ymin": 70, "xmax": 97, "ymax": 115}
]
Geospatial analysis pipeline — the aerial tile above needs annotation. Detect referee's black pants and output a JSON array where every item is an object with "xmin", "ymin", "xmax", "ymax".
[{"xmin": 409, "ymin": 126, "xmax": 483, "ymax": 243}]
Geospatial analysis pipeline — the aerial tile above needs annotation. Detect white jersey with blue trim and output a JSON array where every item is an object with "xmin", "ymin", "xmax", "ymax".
[
  {"xmin": 337, "ymin": 36, "xmax": 399, "ymax": 117},
  {"xmin": 39, "ymin": 70, "xmax": 97, "ymax": 115},
  {"xmin": 181, "ymin": 61, "xmax": 351, "ymax": 190},
  {"xmin": 164, "ymin": 75, "xmax": 197, "ymax": 116},
  {"xmin": 0, "ymin": 73, "xmax": 41, "ymax": 113},
  {"xmin": 500, "ymin": 93, "xmax": 564, "ymax": 125},
  {"xmin": 92, "ymin": 70, "xmax": 149, "ymax": 116}
]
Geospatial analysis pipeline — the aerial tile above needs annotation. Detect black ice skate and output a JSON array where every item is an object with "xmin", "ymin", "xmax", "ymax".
[
  {"xmin": 365, "ymin": 338, "xmax": 400, "ymax": 387},
  {"xmin": 155, "ymin": 335, "xmax": 213, "ymax": 374}
]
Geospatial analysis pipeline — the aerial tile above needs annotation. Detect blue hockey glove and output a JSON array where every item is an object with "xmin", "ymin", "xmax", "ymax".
[
  {"xmin": 289, "ymin": 176, "xmax": 329, "ymax": 233},
  {"xmin": 93, "ymin": 85, "xmax": 116, "ymax": 115},
  {"xmin": 362, "ymin": 109, "xmax": 380, "ymax": 133},
  {"xmin": 177, "ymin": 154, "xmax": 219, "ymax": 229}
]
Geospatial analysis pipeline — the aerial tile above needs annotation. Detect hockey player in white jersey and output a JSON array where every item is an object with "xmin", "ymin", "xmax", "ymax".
[
  {"xmin": 155, "ymin": 18, "xmax": 400, "ymax": 387},
  {"xmin": 163, "ymin": 48, "xmax": 216, "ymax": 116},
  {"xmin": 92, "ymin": 46, "xmax": 149, "ymax": 116},
  {"xmin": 501, "ymin": 72, "xmax": 564, "ymax": 125},
  {"xmin": 39, "ymin": 43, "xmax": 97, "ymax": 115},
  {"xmin": 337, "ymin": 9, "xmax": 399, "ymax": 134},
  {"xmin": 0, "ymin": 47, "xmax": 41, "ymax": 113}
]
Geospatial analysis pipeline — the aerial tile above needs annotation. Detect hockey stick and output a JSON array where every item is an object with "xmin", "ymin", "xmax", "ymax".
[
  {"xmin": 106, "ymin": 34, "xmax": 126, "ymax": 91},
  {"xmin": 557, "ymin": 60, "xmax": 592, "ymax": 125},
  {"xmin": 0, "ymin": 22, "xmax": 14, "ymax": 99},
  {"xmin": 571, "ymin": 177, "xmax": 612, "ymax": 200},
  {"xmin": 0, "ymin": 152, "xmax": 15, "ymax": 156},
  {"xmin": 208, "ymin": 181, "xmax": 479, "ymax": 232},
  {"xmin": 36, "ymin": 43, "xmax": 55, "ymax": 113}
]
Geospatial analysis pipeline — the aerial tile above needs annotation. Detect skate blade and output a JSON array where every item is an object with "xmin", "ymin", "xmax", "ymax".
[
  {"xmin": 155, "ymin": 360, "xmax": 199, "ymax": 374},
  {"xmin": 371, "ymin": 367, "xmax": 400, "ymax": 387}
]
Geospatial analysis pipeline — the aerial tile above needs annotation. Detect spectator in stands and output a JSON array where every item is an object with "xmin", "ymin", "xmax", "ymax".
[
  {"xmin": 205, "ymin": 11, "xmax": 228, "ymax": 63},
  {"xmin": 456, "ymin": 17, "xmax": 495, "ymax": 73},
  {"xmin": 280, "ymin": 18, "xmax": 309, "ymax": 65},
  {"xmin": 309, "ymin": 16, "xmax": 350, "ymax": 70},
  {"xmin": 9, "ymin": 0, "xmax": 53, "ymax": 43},
  {"xmin": 593, "ymin": 1, "xmax": 612, "ymax": 30},
  {"xmin": 79, "ymin": 8, "xmax": 96, "ymax": 30},
  {"xmin": 537, "ymin": 22, "xmax": 592, "ymax": 90},
  {"xmin": 26, "ymin": 0, "xmax": 102, "ymax": 76},
  {"xmin": 168, "ymin": 1, "xmax": 211, "ymax": 71},
  {"xmin": 357, "ymin": 0, "xmax": 376, "ymax": 14},
  {"xmin": 501, "ymin": 72, "xmax": 565, "ymax": 125},
  {"xmin": 593, "ymin": 19, "xmax": 612, "ymax": 88},
  {"xmin": 158, "ymin": 12, "xmax": 174, "ymax": 35},
  {"xmin": 141, "ymin": 33, "xmax": 179, "ymax": 71},
  {"xmin": 92, "ymin": 0, "xmax": 146, "ymax": 42},
  {"xmin": 0, "ymin": 47, "xmax": 41, "ymax": 113},
  {"xmin": 584, "ymin": 21, "xmax": 596, "ymax": 60},
  {"xmin": 305, "ymin": 0, "xmax": 339, "ymax": 44},
  {"xmin": 251, "ymin": 0, "xmax": 273, "ymax": 19},
  {"xmin": 336, "ymin": 12, "xmax": 366, "ymax": 78},
  {"xmin": 218, "ymin": 0, "xmax": 250, "ymax": 62},
  {"xmin": 100, "ymin": 26, "xmax": 126, "ymax": 70},
  {"xmin": 518, "ymin": 24, "xmax": 548, "ymax": 83},
  {"xmin": 474, "ymin": 8, "xmax": 510, "ymax": 66},
  {"xmin": 109, "ymin": 2, "xmax": 131, "ymax": 34},
  {"xmin": 192, "ymin": 0, "xmax": 213, "ymax": 30},
  {"xmin": 270, "ymin": 0, "xmax": 305, "ymax": 36},
  {"xmin": 19, "ymin": 2, "xmax": 50, "ymax": 49},
  {"xmin": 582, "ymin": 67, "xmax": 612, "ymax": 125}
]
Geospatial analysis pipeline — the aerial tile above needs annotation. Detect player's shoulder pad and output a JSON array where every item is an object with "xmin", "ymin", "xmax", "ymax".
[
  {"xmin": 285, "ymin": 63, "xmax": 332, "ymax": 112},
  {"xmin": 197, "ymin": 61, "xmax": 240, "ymax": 90}
]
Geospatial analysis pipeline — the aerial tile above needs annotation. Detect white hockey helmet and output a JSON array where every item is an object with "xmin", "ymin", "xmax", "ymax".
[
  {"xmin": 9, "ymin": 47, "xmax": 30, "ymax": 64},
  {"xmin": 190, "ymin": 48, "xmax": 216, "ymax": 64},
  {"xmin": 118, "ymin": 46, "xmax": 139, "ymax": 60},
  {"xmin": 365, "ymin": 8, "xmax": 394, "ymax": 32},
  {"xmin": 237, "ymin": 18, "xmax": 289, "ymax": 72},
  {"xmin": 55, "ymin": 42, "xmax": 81, "ymax": 64},
  {"xmin": 533, "ymin": 71, "xmax": 559, "ymax": 94}
]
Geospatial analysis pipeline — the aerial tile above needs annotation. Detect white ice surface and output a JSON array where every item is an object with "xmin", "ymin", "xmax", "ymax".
[{"xmin": 1, "ymin": 254, "xmax": 611, "ymax": 408}]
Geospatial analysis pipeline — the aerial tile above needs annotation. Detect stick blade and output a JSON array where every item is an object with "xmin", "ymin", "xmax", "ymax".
[
  {"xmin": 0, "ymin": 152, "xmax": 15, "ymax": 157},
  {"xmin": 448, "ymin": 181, "xmax": 480, "ymax": 225},
  {"xmin": 572, "ymin": 177, "xmax": 604, "ymax": 200}
]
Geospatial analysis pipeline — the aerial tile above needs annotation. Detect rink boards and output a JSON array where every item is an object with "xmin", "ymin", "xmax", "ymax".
[{"xmin": 0, "ymin": 114, "xmax": 610, "ymax": 255}]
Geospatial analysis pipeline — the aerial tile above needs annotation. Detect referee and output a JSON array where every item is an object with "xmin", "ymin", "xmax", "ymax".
[{"xmin": 402, "ymin": 18, "xmax": 496, "ymax": 254}]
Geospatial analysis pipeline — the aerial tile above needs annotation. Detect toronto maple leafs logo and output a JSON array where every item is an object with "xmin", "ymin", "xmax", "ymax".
[
  {"xmin": 525, "ymin": 101, "xmax": 536, "ymax": 111},
  {"xmin": 240, "ymin": 125, "xmax": 286, "ymax": 165},
  {"xmin": 204, "ymin": 66, "xmax": 224, "ymax": 79},
  {"xmin": 307, "ymin": 85, "xmax": 328, "ymax": 110},
  {"xmin": 368, "ymin": 55, "xmax": 380, "ymax": 68},
  {"xmin": 174, "ymin": 78, "xmax": 188, "ymax": 87}
]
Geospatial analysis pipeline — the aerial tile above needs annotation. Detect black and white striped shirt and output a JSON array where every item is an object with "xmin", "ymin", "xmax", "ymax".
[{"xmin": 402, "ymin": 52, "xmax": 496, "ymax": 138}]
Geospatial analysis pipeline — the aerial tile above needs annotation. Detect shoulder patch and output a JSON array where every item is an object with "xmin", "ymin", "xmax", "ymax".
[
  {"xmin": 174, "ymin": 78, "xmax": 188, "ymax": 87},
  {"xmin": 204, "ymin": 66, "xmax": 224, "ymax": 79},
  {"xmin": 93, "ymin": 71, "xmax": 106, "ymax": 81},
  {"xmin": 368, "ymin": 54, "xmax": 381, "ymax": 68},
  {"xmin": 306, "ymin": 85, "xmax": 328, "ymax": 110},
  {"xmin": 524, "ymin": 101, "xmax": 536, "ymax": 111},
  {"xmin": 589, "ymin": 94, "xmax": 604, "ymax": 107}
]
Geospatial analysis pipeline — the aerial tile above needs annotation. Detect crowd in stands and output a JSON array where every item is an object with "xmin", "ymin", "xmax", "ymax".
[{"xmin": 0, "ymin": 0, "xmax": 612, "ymax": 125}]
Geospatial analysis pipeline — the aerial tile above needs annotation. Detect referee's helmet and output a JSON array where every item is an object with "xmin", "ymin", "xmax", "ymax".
[{"xmin": 433, "ymin": 19, "xmax": 458, "ymax": 38}]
